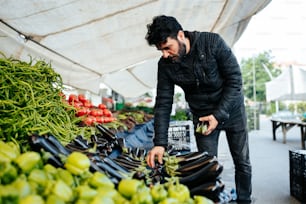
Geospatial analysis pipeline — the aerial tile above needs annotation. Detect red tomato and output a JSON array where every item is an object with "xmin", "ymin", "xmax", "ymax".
[
  {"xmin": 98, "ymin": 103, "xmax": 107, "ymax": 110},
  {"xmin": 90, "ymin": 109, "xmax": 103, "ymax": 117},
  {"xmin": 68, "ymin": 94, "xmax": 78, "ymax": 103},
  {"xmin": 83, "ymin": 116, "xmax": 96, "ymax": 126},
  {"xmin": 78, "ymin": 94, "xmax": 87, "ymax": 103},
  {"xmin": 70, "ymin": 101, "xmax": 83, "ymax": 109},
  {"xmin": 104, "ymin": 117, "xmax": 115, "ymax": 123},
  {"xmin": 76, "ymin": 107, "xmax": 90, "ymax": 117},
  {"xmin": 103, "ymin": 109, "xmax": 112, "ymax": 117},
  {"xmin": 95, "ymin": 116, "xmax": 104, "ymax": 124},
  {"xmin": 83, "ymin": 100, "xmax": 93, "ymax": 108}
]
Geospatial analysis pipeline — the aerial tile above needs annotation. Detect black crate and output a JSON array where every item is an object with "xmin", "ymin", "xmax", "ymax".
[
  {"xmin": 168, "ymin": 120, "xmax": 197, "ymax": 152},
  {"xmin": 289, "ymin": 150, "xmax": 306, "ymax": 202}
]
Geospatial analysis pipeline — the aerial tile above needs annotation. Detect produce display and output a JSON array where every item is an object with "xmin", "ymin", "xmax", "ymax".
[
  {"xmin": 0, "ymin": 140, "xmax": 215, "ymax": 204},
  {"xmin": 0, "ymin": 55, "xmax": 221, "ymax": 203}
]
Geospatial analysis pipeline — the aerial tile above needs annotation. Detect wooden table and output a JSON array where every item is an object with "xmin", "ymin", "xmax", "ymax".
[{"xmin": 271, "ymin": 118, "xmax": 306, "ymax": 149}]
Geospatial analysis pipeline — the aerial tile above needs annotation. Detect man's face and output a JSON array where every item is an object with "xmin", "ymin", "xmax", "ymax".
[{"xmin": 157, "ymin": 36, "xmax": 186, "ymax": 62}]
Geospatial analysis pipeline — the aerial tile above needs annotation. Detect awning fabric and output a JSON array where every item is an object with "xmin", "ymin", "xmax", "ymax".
[
  {"xmin": 265, "ymin": 66, "xmax": 306, "ymax": 101},
  {"xmin": 0, "ymin": 0, "xmax": 271, "ymax": 97}
]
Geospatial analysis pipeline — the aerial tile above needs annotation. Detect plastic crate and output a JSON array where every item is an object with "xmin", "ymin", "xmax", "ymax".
[
  {"xmin": 289, "ymin": 150, "xmax": 306, "ymax": 202},
  {"xmin": 168, "ymin": 120, "xmax": 198, "ymax": 152}
]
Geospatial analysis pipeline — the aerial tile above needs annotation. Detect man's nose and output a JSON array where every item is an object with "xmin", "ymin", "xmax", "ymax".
[{"xmin": 161, "ymin": 50, "xmax": 170, "ymax": 58}]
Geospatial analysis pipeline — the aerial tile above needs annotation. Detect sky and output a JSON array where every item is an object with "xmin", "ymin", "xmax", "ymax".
[{"xmin": 233, "ymin": 0, "xmax": 306, "ymax": 65}]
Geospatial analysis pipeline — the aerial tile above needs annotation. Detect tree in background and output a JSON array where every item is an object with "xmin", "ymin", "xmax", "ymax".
[{"xmin": 240, "ymin": 51, "xmax": 281, "ymax": 102}]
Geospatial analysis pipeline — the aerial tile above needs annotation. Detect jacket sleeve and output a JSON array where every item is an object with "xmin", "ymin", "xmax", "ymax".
[
  {"xmin": 153, "ymin": 60, "xmax": 174, "ymax": 147},
  {"xmin": 212, "ymin": 34, "xmax": 243, "ymax": 123}
]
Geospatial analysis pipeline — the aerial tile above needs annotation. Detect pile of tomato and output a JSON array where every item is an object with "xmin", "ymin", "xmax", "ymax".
[{"xmin": 67, "ymin": 94, "xmax": 115, "ymax": 126}]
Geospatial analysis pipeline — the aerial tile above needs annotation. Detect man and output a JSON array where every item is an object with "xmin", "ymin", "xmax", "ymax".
[{"xmin": 145, "ymin": 15, "xmax": 252, "ymax": 203}]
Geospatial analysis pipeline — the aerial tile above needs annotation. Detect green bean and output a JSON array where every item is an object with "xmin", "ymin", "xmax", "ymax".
[{"xmin": 0, "ymin": 53, "xmax": 86, "ymax": 151}]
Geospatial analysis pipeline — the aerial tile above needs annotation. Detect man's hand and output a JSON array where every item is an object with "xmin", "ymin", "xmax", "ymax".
[
  {"xmin": 198, "ymin": 114, "xmax": 218, "ymax": 135},
  {"xmin": 146, "ymin": 146, "xmax": 165, "ymax": 168}
]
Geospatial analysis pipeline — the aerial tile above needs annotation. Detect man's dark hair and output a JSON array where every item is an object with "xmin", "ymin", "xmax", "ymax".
[{"xmin": 145, "ymin": 15, "xmax": 183, "ymax": 47}]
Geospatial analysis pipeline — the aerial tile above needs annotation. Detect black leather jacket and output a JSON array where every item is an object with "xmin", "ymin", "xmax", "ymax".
[{"xmin": 153, "ymin": 31, "xmax": 245, "ymax": 147}]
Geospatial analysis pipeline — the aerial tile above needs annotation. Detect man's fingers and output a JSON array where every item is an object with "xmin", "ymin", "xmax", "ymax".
[{"xmin": 146, "ymin": 152, "xmax": 155, "ymax": 168}]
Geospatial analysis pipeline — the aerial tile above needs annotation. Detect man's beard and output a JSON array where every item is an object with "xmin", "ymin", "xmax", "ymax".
[{"xmin": 170, "ymin": 41, "xmax": 186, "ymax": 63}]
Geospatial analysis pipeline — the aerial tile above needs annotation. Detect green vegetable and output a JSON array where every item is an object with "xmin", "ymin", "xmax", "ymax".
[
  {"xmin": 150, "ymin": 183, "xmax": 168, "ymax": 203},
  {"xmin": 52, "ymin": 179, "xmax": 73, "ymax": 202},
  {"xmin": 19, "ymin": 194, "xmax": 44, "ymax": 204},
  {"xmin": 14, "ymin": 151, "xmax": 42, "ymax": 173},
  {"xmin": 56, "ymin": 168, "xmax": 75, "ymax": 187},
  {"xmin": 0, "ymin": 53, "xmax": 85, "ymax": 150},
  {"xmin": 0, "ymin": 162, "xmax": 18, "ymax": 184},
  {"xmin": 0, "ymin": 140, "xmax": 20, "ymax": 162},
  {"xmin": 12, "ymin": 178, "xmax": 32, "ymax": 198},
  {"xmin": 75, "ymin": 185, "xmax": 97, "ymax": 200},
  {"xmin": 117, "ymin": 178, "xmax": 143, "ymax": 199},
  {"xmin": 196, "ymin": 122, "xmax": 207, "ymax": 135},
  {"xmin": 64, "ymin": 152, "xmax": 90, "ymax": 176},
  {"xmin": 88, "ymin": 171, "xmax": 114, "ymax": 189},
  {"xmin": 193, "ymin": 195, "xmax": 214, "ymax": 204},
  {"xmin": 28, "ymin": 169, "xmax": 47, "ymax": 186},
  {"xmin": 167, "ymin": 179, "xmax": 190, "ymax": 203}
]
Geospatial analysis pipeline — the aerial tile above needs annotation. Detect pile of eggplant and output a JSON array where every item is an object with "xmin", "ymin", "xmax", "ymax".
[
  {"xmin": 29, "ymin": 124, "xmax": 136, "ymax": 185},
  {"xmin": 175, "ymin": 152, "xmax": 225, "ymax": 202}
]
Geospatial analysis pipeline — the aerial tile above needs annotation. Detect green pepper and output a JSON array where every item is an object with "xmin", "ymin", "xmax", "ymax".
[
  {"xmin": 131, "ymin": 188, "xmax": 153, "ymax": 204},
  {"xmin": 0, "ymin": 184, "xmax": 19, "ymax": 203},
  {"xmin": 117, "ymin": 178, "xmax": 143, "ymax": 199},
  {"xmin": 158, "ymin": 198, "xmax": 180, "ymax": 204},
  {"xmin": 150, "ymin": 183, "xmax": 168, "ymax": 203},
  {"xmin": 193, "ymin": 195, "xmax": 214, "ymax": 204},
  {"xmin": 89, "ymin": 171, "xmax": 114, "ymax": 189},
  {"xmin": 28, "ymin": 169, "xmax": 47, "ymax": 186},
  {"xmin": 64, "ymin": 152, "xmax": 90, "ymax": 176},
  {"xmin": 90, "ymin": 195, "xmax": 114, "ymax": 204},
  {"xmin": 96, "ymin": 187, "xmax": 128, "ymax": 204},
  {"xmin": 12, "ymin": 178, "xmax": 32, "ymax": 198},
  {"xmin": 56, "ymin": 168, "xmax": 75, "ymax": 187},
  {"xmin": 0, "ymin": 140, "xmax": 19, "ymax": 162},
  {"xmin": 76, "ymin": 185, "xmax": 98, "ymax": 200},
  {"xmin": 14, "ymin": 151, "xmax": 42, "ymax": 173},
  {"xmin": 52, "ymin": 179, "xmax": 73, "ymax": 202},
  {"xmin": 167, "ymin": 182, "xmax": 190, "ymax": 203},
  {"xmin": 19, "ymin": 194, "xmax": 44, "ymax": 204},
  {"xmin": 46, "ymin": 194, "xmax": 66, "ymax": 204},
  {"xmin": 43, "ymin": 180, "xmax": 56, "ymax": 196},
  {"xmin": 44, "ymin": 164, "xmax": 58, "ymax": 179},
  {"xmin": 0, "ymin": 162, "xmax": 18, "ymax": 184}
]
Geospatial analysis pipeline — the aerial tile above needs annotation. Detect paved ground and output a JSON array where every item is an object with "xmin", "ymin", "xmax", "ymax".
[{"xmin": 218, "ymin": 114, "xmax": 302, "ymax": 204}]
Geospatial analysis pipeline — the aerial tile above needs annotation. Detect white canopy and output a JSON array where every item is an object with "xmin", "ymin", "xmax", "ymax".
[
  {"xmin": 0, "ymin": 0, "xmax": 271, "ymax": 98},
  {"xmin": 265, "ymin": 66, "xmax": 306, "ymax": 101}
]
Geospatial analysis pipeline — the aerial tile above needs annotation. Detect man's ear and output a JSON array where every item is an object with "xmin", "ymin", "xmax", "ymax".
[{"xmin": 177, "ymin": 30, "xmax": 185, "ymax": 41}]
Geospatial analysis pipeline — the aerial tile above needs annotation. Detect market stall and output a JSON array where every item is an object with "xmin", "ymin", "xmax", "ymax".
[{"xmin": 0, "ymin": 0, "xmax": 272, "ymax": 203}]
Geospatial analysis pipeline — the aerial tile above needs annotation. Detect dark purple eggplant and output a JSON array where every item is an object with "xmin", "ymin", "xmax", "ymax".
[
  {"xmin": 73, "ymin": 135, "xmax": 90, "ymax": 149},
  {"xmin": 189, "ymin": 179, "xmax": 225, "ymax": 202},
  {"xmin": 46, "ymin": 134, "xmax": 71, "ymax": 156},
  {"xmin": 103, "ymin": 157, "xmax": 130, "ymax": 174},
  {"xmin": 176, "ymin": 155, "xmax": 216, "ymax": 176},
  {"xmin": 179, "ymin": 160, "xmax": 223, "ymax": 188},
  {"xmin": 30, "ymin": 135, "xmax": 61, "ymax": 156},
  {"xmin": 176, "ymin": 151, "xmax": 209, "ymax": 164},
  {"xmin": 89, "ymin": 154, "xmax": 128, "ymax": 180},
  {"xmin": 96, "ymin": 124, "xmax": 117, "ymax": 141}
]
